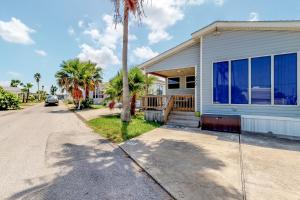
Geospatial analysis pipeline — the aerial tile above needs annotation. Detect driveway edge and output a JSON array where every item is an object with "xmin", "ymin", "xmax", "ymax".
[{"xmin": 119, "ymin": 145, "xmax": 176, "ymax": 200}]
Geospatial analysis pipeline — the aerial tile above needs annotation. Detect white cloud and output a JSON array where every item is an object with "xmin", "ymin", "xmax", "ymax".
[
  {"xmin": 7, "ymin": 71, "xmax": 21, "ymax": 78},
  {"xmin": 0, "ymin": 17, "xmax": 35, "ymax": 45},
  {"xmin": 148, "ymin": 30, "xmax": 172, "ymax": 44},
  {"xmin": 68, "ymin": 27, "xmax": 75, "ymax": 35},
  {"xmin": 78, "ymin": 43, "xmax": 120, "ymax": 68},
  {"xmin": 78, "ymin": 20, "xmax": 84, "ymax": 28},
  {"xmin": 35, "ymin": 49, "xmax": 47, "ymax": 56},
  {"xmin": 142, "ymin": 0, "xmax": 223, "ymax": 44},
  {"xmin": 249, "ymin": 12, "xmax": 259, "ymax": 21},
  {"xmin": 133, "ymin": 46, "xmax": 159, "ymax": 62},
  {"xmin": 83, "ymin": 14, "xmax": 137, "ymax": 50}
]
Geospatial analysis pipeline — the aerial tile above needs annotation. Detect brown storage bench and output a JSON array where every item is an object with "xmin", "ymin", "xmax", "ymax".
[{"xmin": 201, "ymin": 114, "xmax": 241, "ymax": 134}]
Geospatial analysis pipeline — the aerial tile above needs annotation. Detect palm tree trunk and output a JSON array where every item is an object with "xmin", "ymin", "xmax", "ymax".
[
  {"xmin": 121, "ymin": 7, "xmax": 131, "ymax": 122},
  {"xmin": 37, "ymin": 81, "xmax": 40, "ymax": 101},
  {"xmin": 130, "ymin": 93, "xmax": 136, "ymax": 116},
  {"xmin": 85, "ymin": 85, "xmax": 89, "ymax": 100}
]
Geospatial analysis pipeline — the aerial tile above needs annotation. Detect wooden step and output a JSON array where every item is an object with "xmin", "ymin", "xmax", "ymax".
[
  {"xmin": 169, "ymin": 114, "xmax": 200, "ymax": 121},
  {"xmin": 167, "ymin": 119, "xmax": 200, "ymax": 128},
  {"xmin": 170, "ymin": 111, "xmax": 195, "ymax": 116}
]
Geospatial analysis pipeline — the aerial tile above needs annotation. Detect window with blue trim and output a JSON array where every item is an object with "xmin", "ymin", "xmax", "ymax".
[
  {"xmin": 213, "ymin": 61, "xmax": 229, "ymax": 104},
  {"xmin": 251, "ymin": 56, "xmax": 271, "ymax": 104},
  {"xmin": 231, "ymin": 59, "xmax": 249, "ymax": 104},
  {"xmin": 274, "ymin": 53, "xmax": 297, "ymax": 105}
]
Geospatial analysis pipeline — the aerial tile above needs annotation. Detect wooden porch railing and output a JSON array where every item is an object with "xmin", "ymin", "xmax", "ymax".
[
  {"xmin": 173, "ymin": 95, "xmax": 195, "ymax": 112},
  {"xmin": 142, "ymin": 95, "xmax": 195, "ymax": 112},
  {"xmin": 141, "ymin": 95, "xmax": 168, "ymax": 110}
]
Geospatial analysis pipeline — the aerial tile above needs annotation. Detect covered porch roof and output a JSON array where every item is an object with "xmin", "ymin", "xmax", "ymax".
[{"xmin": 148, "ymin": 67, "xmax": 195, "ymax": 78}]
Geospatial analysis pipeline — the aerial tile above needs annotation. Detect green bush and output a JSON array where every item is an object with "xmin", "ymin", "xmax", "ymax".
[
  {"xmin": 81, "ymin": 98, "xmax": 94, "ymax": 109},
  {"xmin": 0, "ymin": 87, "xmax": 20, "ymax": 110}
]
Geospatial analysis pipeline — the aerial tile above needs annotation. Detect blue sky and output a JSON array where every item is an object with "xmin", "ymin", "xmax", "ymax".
[{"xmin": 0, "ymin": 0, "xmax": 300, "ymax": 92}]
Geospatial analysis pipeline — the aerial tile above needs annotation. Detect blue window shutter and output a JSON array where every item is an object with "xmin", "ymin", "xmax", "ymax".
[
  {"xmin": 213, "ymin": 61, "xmax": 229, "ymax": 104},
  {"xmin": 231, "ymin": 59, "xmax": 249, "ymax": 104},
  {"xmin": 274, "ymin": 53, "xmax": 297, "ymax": 105},
  {"xmin": 251, "ymin": 56, "xmax": 271, "ymax": 104}
]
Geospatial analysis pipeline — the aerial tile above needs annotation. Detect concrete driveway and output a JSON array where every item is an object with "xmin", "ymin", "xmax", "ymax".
[
  {"xmin": 0, "ymin": 104, "xmax": 171, "ymax": 200},
  {"xmin": 120, "ymin": 127, "xmax": 300, "ymax": 200}
]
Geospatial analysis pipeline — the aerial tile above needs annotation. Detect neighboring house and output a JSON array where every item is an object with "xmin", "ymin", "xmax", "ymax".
[
  {"xmin": 139, "ymin": 21, "xmax": 300, "ymax": 138},
  {"xmin": 148, "ymin": 78, "xmax": 166, "ymax": 95},
  {"xmin": 3, "ymin": 86, "xmax": 22, "ymax": 95},
  {"xmin": 88, "ymin": 83, "xmax": 107, "ymax": 104}
]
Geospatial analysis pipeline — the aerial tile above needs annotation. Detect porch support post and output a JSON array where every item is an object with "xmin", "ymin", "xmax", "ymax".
[
  {"xmin": 200, "ymin": 36, "xmax": 203, "ymax": 114},
  {"xmin": 146, "ymin": 72, "xmax": 149, "ymax": 95}
]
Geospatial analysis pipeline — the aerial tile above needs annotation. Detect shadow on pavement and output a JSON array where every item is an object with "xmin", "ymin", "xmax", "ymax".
[
  {"xmin": 121, "ymin": 137, "xmax": 243, "ymax": 200},
  {"xmin": 8, "ymin": 135, "xmax": 171, "ymax": 200}
]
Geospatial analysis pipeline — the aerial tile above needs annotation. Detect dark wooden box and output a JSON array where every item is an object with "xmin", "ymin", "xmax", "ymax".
[{"xmin": 201, "ymin": 114, "xmax": 241, "ymax": 134}]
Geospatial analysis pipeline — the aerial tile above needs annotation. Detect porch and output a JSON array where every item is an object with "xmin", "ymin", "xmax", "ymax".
[{"xmin": 142, "ymin": 66, "xmax": 198, "ymax": 126}]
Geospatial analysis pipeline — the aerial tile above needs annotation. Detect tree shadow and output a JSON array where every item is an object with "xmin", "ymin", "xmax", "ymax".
[
  {"xmin": 121, "ymin": 136, "xmax": 243, "ymax": 200},
  {"xmin": 7, "ymin": 133, "xmax": 171, "ymax": 200}
]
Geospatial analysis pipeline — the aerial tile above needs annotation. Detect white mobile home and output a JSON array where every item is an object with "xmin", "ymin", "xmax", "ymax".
[{"xmin": 139, "ymin": 21, "xmax": 300, "ymax": 138}]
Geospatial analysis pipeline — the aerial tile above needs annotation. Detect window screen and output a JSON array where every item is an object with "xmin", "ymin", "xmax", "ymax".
[
  {"xmin": 186, "ymin": 76, "xmax": 195, "ymax": 88},
  {"xmin": 168, "ymin": 77, "xmax": 180, "ymax": 89}
]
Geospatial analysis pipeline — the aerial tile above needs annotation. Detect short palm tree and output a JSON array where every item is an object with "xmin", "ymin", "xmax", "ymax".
[
  {"xmin": 10, "ymin": 79, "xmax": 21, "ymax": 87},
  {"xmin": 112, "ymin": 0, "xmax": 146, "ymax": 122},
  {"xmin": 105, "ymin": 67, "xmax": 156, "ymax": 115},
  {"xmin": 21, "ymin": 83, "xmax": 33, "ymax": 103},
  {"xmin": 34, "ymin": 73, "xmax": 41, "ymax": 100},
  {"xmin": 55, "ymin": 58, "xmax": 103, "ymax": 109}
]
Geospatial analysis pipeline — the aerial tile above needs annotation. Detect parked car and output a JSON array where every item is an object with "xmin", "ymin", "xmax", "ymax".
[{"xmin": 45, "ymin": 95, "xmax": 59, "ymax": 106}]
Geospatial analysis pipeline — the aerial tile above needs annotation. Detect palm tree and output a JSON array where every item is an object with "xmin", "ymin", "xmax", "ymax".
[
  {"xmin": 105, "ymin": 67, "xmax": 155, "ymax": 115},
  {"xmin": 55, "ymin": 58, "xmax": 103, "ymax": 109},
  {"xmin": 21, "ymin": 83, "xmax": 33, "ymax": 103},
  {"xmin": 34, "ymin": 73, "xmax": 41, "ymax": 100},
  {"xmin": 112, "ymin": 0, "xmax": 145, "ymax": 122},
  {"xmin": 10, "ymin": 79, "xmax": 21, "ymax": 87},
  {"xmin": 50, "ymin": 85, "xmax": 58, "ymax": 95},
  {"xmin": 81, "ymin": 61, "xmax": 103, "ymax": 100}
]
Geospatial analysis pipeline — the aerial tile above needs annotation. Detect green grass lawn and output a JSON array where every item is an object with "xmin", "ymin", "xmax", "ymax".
[
  {"xmin": 90, "ymin": 104, "xmax": 106, "ymax": 109},
  {"xmin": 87, "ymin": 113, "xmax": 161, "ymax": 143}
]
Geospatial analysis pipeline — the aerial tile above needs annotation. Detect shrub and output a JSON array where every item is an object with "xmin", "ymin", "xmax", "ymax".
[
  {"xmin": 0, "ymin": 87, "xmax": 20, "ymax": 110},
  {"xmin": 81, "ymin": 98, "xmax": 94, "ymax": 109}
]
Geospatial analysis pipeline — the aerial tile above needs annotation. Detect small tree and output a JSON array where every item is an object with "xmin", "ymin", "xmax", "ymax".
[
  {"xmin": 50, "ymin": 85, "xmax": 58, "ymax": 95},
  {"xmin": 10, "ymin": 79, "xmax": 21, "ymax": 87},
  {"xmin": 34, "ymin": 73, "xmax": 41, "ymax": 100},
  {"xmin": 21, "ymin": 83, "xmax": 33, "ymax": 103},
  {"xmin": 0, "ymin": 86, "xmax": 20, "ymax": 110}
]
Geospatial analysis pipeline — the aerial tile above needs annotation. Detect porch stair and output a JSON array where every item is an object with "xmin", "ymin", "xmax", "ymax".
[{"xmin": 166, "ymin": 111, "xmax": 200, "ymax": 128}]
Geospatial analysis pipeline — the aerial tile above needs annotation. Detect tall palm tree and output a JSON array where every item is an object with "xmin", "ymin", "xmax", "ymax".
[
  {"xmin": 112, "ymin": 0, "xmax": 145, "ymax": 122},
  {"xmin": 10, "ymin": 79, "xmax": 21, "ymax": 87},
  {"xmin": 34, "ymin": 73, "xmax": 41, "ymax": 100}
]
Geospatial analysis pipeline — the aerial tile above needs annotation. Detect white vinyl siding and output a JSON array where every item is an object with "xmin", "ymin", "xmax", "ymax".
[
  {"xmin": 145, "ymin": 43, "xmax": 200, "ymax": 73},
  {"xmin": 202, "ymin": 30, "xmax": 300, "ymax": 118}
]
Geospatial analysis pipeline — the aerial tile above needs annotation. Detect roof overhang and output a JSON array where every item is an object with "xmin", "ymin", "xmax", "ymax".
[{"xmin": 191, "ymin": 21, "xmax": 300, "ymax": 39}]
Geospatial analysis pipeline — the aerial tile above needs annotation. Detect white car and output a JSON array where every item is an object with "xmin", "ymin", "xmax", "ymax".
[{"xmin": 45, "ymin": 95, "xmax": 59, "ymax": 106}]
